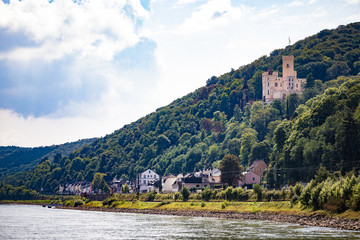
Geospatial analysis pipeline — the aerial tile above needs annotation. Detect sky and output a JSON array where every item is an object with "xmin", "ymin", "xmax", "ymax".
[{"xmin": 0, "ymin": 0, "xmax": 359, "ymax": 147}]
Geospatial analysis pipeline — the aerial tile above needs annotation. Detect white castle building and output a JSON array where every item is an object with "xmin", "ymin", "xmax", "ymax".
[{"xmin": 262, "ymin": 56, "xmax": 306, "ymax": 103}]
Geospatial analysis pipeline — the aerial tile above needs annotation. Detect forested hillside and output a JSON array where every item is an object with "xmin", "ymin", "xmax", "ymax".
[
  {"xmin": 2, "ymin": 22, "xmax": 360, "ymax": 193},
  {"xmin": 0, "ymin": 138, "xmax": 95, "ymax": 177}
]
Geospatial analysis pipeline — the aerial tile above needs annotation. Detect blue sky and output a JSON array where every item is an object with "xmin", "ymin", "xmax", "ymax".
[{"xmin": 0, "ymin": 0, "xmax": 359, "ymax": 147}]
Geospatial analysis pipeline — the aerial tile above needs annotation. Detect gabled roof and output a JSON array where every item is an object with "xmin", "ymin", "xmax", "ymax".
[{"xmin": 249, "ymin": 160, "xmax": 267, "ymax": 170}]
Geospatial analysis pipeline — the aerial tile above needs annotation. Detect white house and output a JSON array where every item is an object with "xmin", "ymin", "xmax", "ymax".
[
  {"xmin": 136, "ymin": 169, "xmax": 160, "ymax": 193},
  {"xmin": 162, "ymin": 174, "xmax": 179, "ymax": 193}
]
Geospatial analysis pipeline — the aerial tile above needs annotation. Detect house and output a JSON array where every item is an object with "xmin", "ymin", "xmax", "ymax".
[
  {"xmin": 59, "ymin": 181, "xmax": 92, "ymax": 195},
  {"xmin": 262, "ymin": 56, "xmax": 306, "ymax": 103},
  {"xmin": 162, "ymin": 174, "xmax": 178, "ymax": 193},
  {"xmin": 248, "ymin": 160, "xmax": 268, "ymax": 178},
  {"xmin": 237, "ymin": 160, "xmax": 268, "ymax": 187},
  {"xmin": 239, "ymin": 171, "xmax": 261, "ymax": 187},
  {"xmin": 181, "ymin": 173, "xmax": 209, "ymax": 191},
  {"xmin": 172, "ymin": 174, "xmax": 183, "ymax": 192},
  {"xmin": 206, "ymin": 168, "xmax": 221, "ymax": 186},
  {"xmin": 136, "ymin": 169, "xmax": 160, "ymax": 193},
  {"xmin": 109, "ymin": 177, "xmax": 127, "ymax": 194}
]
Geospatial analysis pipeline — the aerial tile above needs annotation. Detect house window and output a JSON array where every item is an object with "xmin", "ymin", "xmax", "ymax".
[
  {"xmin": 280, "ymin": 83, "xmax": 282, "ymax": 87},
  {"xmin": 268, "ymin": 82, "xmax": 269, "ymax": 87},
  {"xmin": 267, "ymin": 90, "xmax": 269, "ymax": 95},
  {"xmin": 143, "ymin": 180, "xmax": 146, "ymax": 184},
  {"xmin": 275, "ymin": 83, "xmax": 278, "ymax": 87},
  {"xmin": 196, "ymin": 185, "xmax": 200, "ymax": 188},
  {"xmin": 149, "ymin": 170, "xmax": 151, "ymax": 173},
  {"xmin": 296, "ymin": 84, "xmax": 298, "ymax": 88},
  {"xmin": 253, "ymin": 177, "xmax": 255, "ymax": 181},
  {"xmin": 150, "ymin": 175, "xmax": 152, "ymax": 178}
]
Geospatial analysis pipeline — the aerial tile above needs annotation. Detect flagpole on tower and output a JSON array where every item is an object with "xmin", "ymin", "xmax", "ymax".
[{"xmin": 288, "ymin": 36, "xmax": 291, "ymax": 45}]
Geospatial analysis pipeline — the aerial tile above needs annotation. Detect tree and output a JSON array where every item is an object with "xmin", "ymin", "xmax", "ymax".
[
  {"xmin": 91, "ymin": 173, "xmax": 109, "ymax": 193},
  {"xmin": 249, "ymin": 141, "xmax": 271, "ymax": 164},
  {"xmin": 181, "ymin": 186, "xmax": 190, "ymax": 202},
  {"xmin": 287, "ymin": 93, "xmax": 300, "ymax": 117},
  {"xmin": 240, "ymin": 131, "xmax": 257, "ymax": 166},
  {"xmin": 219, "ymin": 154, "xmax": 243, "ymax": 187}
]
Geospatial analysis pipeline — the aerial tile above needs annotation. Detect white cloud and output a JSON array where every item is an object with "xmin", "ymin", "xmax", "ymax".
[
  {"xmin": 289, "ymin": 0, "xmax": 305, "ymax": 6},
  {"xmin": 176, "ymin": 0, "xmax": 202, "ymax": 5},
  {"xmin": 177, "ymin": 0, "xmax": 244, "ymax": 34},
  {"xmin": 0, "ymin": 0, "xmax": 149, "ymax": 62},
  {"xmin": 341, "ymin": 0, "xmax": 360, "ymax": 4}
]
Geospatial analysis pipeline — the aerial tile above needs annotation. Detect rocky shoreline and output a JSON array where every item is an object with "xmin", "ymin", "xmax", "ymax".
[{"xmin": 56, "ymin": 206, "xmax": 360, "ymax": 231}]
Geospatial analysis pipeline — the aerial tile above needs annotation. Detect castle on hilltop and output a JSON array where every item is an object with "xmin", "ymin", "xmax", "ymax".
[{"xmin": 262, "ymin": 56, "xmax": 306, "ymax": 103}]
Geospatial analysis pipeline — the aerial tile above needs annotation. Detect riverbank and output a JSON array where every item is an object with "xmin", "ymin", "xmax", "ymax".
[
  {"xmin": 54, "ymin": 200, "xmax": 360, "ymax": 231},
  {"xmin": 2, "ymin": 199, "xmax": 359, "ymax": 230}
]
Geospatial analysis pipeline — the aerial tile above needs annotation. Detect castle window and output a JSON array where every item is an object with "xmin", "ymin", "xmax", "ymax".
[
  {"xmin": 286, "ymin": 64, "xmax": 289, "ymax": 68},
  {"xmin": 267, "ymin": 90, "xmax": 269, "ymax": 95}
]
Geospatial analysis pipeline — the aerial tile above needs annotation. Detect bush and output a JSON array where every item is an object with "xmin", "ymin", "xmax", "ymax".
[
  {"xmin": 225, "ymin": 186, "xmax": 234, "ymax": 201},
  {"xmin": 221, "ymin": 202, "xmax": 226, "ymax": 209},
  {"xmin": 181, "ymin": 187, "xmax": 190, "ymax": 202},
  {"xmin": 74, "ymin": 200, "xmax": 84, "ymax": 207},
  {"xmin": 103, "ymin": 197, "xmax": 119, "ymax": 206},
  {"xmin": 110, "ymin": 201, "xmax": 120, "ymax": 208},
  {"xmin": 253, "ymin": 184, "xmax": 263, "ymax": 201},
  {"xmin": 201, "ymin": 201, "xmax": 206, "ymax": 207},
  {"xmin": 64, "ymin": 200, "xmax": 73, "ymax": 206},
  {"xmin": 281, "ymin": 187, "xmax": 287, "ymax": 200},
  {"xmin": 146, "ymin": 191, "xmax": 156, "ymax": 202},
  {"xmin": 350, "ymin": 183, "xmax": 360, "ymax": 210},
  {"xmin": 290, "ymin": 195, "xmax": 299, "ymax": 207},
  {"xmin": 201, "ymin": 187, "xmax": 213, "ymax": 202},
  {"xmin": 174, "ymin": 192, "xmax": 181, "ymax": 201}
]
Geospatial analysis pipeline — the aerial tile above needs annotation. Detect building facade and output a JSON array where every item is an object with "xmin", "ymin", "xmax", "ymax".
[
  {"xmin": 136, "ymin": 169, "xmax": 160, "ymax": 193},
  {"xmin": 262, "ymin": 56, "xmax": 306, "ymax": 103}
]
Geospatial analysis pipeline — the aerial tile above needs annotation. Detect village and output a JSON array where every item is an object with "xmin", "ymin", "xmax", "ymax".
[{"xmin": 58, "ymin": 160, "xmax": 267, "ymax": 196}]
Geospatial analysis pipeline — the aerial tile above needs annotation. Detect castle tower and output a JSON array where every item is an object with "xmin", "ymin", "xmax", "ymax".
[{"xmin": 282, "ymin": 55, "xmax": 296, "ymax": 79}]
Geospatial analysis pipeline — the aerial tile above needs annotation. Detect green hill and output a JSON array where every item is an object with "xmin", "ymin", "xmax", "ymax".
[
  {"xmin": 0, "ymin": 138, "xmax": 95, "ymax": 177},
  {"xmin": 2, "ymin": 22, "xmax": 360, "ymax": 193}
]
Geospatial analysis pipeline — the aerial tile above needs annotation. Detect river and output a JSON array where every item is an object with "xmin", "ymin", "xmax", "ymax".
[{"xmin": 0, "ymin": 204, "xmax": 359, "ymax": 239}]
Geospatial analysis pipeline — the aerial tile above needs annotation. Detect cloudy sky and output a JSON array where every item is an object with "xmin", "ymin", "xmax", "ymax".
[{"xmin": 0, "ymin": 0, "xmax": 359, "ymax": 147}]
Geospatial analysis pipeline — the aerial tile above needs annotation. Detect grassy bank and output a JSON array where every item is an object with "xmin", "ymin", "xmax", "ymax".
[{"xmin": 81, "ymin": 200, "xmax": 360, "ymax": 220}]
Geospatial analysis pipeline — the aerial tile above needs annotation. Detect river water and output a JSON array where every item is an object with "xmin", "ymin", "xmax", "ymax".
[{"xmin": 0, "ymin": 205, "xmax": 359, "ymax": 239}]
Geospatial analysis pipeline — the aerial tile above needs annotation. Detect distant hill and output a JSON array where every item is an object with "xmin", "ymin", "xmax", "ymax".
[
  {"xmin": 2, "ymin": 22, "xmax": 359, "ymax": 193},
  {"xmin": 0, "ymin": 138, "xmax": 95, "ymax": 177}
]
